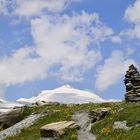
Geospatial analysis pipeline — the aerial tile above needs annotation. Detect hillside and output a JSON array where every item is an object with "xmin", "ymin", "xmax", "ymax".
[{"xmin": 3, "ymin": 102, "xmax": 140, "ymax": 140}]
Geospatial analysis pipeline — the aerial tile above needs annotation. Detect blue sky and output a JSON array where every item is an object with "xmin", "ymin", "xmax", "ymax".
[{"xmin": 0, "ymin": 0, "xmax": 139, "ymax": 101}]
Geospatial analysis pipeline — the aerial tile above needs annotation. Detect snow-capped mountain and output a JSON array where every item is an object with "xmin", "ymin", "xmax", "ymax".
[
  {"xmin": 17, "ymin": 85, "xmax": 117, "ymax": 104},
  {"xmin": 0, "ymin": 100, "xmax": 24, "ymax": 113}
]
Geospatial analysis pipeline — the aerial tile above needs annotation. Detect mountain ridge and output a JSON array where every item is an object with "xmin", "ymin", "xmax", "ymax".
[{"xmin": 17, "ymin": 85, "xmax": 119, "ymax": 104}]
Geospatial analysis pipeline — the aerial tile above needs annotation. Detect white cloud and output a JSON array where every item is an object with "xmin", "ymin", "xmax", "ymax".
[
  {"xmin": 0, "ymin": 0, "xmax": 81, "ymax": 17},
  {"xmin": 13, "ymin": 0, "xmax": 68, "ymax": 17},
  {"xmin": 0, "ymin": 0, "xmax": 121, "ymax": 97},
  {"xmin": 0, "ymin": 47, "xmax": 47, "ymax": 86},
  {"xmin": 124, "ymin": 0, "xmax": 140, "ymax": 38},
  {"xmin": 95, "ymin": 50, "xmax": 136, "ymax": 91},
  {"xmin": 0, "ymin": 11, "xmax": 116, "ymax": 89},
  {"xmin": 31, "ymin": 12, "xmax": 115, "ymax": 81},
  {"xmin": 126, "ymin": 47, "xmax": 136, "ymax": 56},
  {"xmin": 125, "ymin": 0, "xmax": 140, "ymax": 24},
  {"xmin": 0, "ymin": 0, "xmax": 9, "ymax": 14},
  {"xmin": 111, "ymin": 36, "xmax": 122, "ymax": 43}
]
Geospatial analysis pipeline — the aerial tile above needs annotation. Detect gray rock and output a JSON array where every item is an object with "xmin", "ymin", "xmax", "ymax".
[
  {"xmin": 89, "ymin": 108, "xmax": 110, "ymax": 123},
  {"xmin": 36, "ymin": 101, "xmax": 47, "ymax": 106},
  {"xmin": 113, "ymin": 121, "xmax": 132, "ymax": 130},
  {"xmin": 126, "ymin": 96, "xmax": 140, "ymax": 101},
  {"xmin": 126, "ymin": 82, "xmax": 133, "ymax": 90},
  {"xmin": 40, "ymin": 121, "xmax": 78, "ymax": 139},
  {"xmin": 0, "ymin": 108, "xmax": 22, "ymax": 129},
  {"xmin": 72, "ymin": 111, "xmax": 96, "ymax": 140},
  {"xmin": 134, "ymin": 86, "xmax": 140, "ymax": 90},
  {"xmin": 124, "ymin": 64, "xmax": 140, "ymax": 102},
  {"xmin": 0, "ymin": 110, "xmax": 48, "ymax": 139}
]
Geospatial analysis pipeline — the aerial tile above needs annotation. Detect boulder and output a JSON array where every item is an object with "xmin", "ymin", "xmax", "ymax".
[
  {"xmin": 40, "ymin": 121, "xmax": 78, "ymax": 139},
  {"xmin": 89, "ymin": 108, "xmax": 110, "ymax": 123},
  {"xmin": 0, "ymin": 108, "xmax": 22, "ymax": 129}
]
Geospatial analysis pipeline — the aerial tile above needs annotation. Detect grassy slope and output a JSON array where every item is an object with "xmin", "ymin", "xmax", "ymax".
[
  {"xmin": 91, "ymin": 102, "xmax": 140, "ymax": 140},
  {"xmin": 5, "ymin": 102, "xmax": 140, "ymax": 140}
]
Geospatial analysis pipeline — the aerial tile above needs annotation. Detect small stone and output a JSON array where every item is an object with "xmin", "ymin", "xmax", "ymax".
[{"xmin": 113, "ymin": 121, "xmax": 132, "ymax": 130}]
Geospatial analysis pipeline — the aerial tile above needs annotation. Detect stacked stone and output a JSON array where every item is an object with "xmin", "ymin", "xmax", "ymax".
[{"xmin": 124, "ymin": 64, "xmax": 140, "ymax": 102}]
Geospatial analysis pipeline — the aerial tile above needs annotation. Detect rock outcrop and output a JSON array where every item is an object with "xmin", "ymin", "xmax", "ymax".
[
  {"xmin": 124, "ymin": 64, "xmax": 140, "ymax": 102},
  {"xmin": 0, "ymin": 108, "xmax": 22, "ymax": 129},
  {"xmin": 40, "ymin": 121, "xmax": 78, "ymax": 139},
  {"xmin": 89, "ymin": 108, "xmax": 110, "ymax": 123},
  {"xmin": 0, "ymin": 110, "xmax": 48, "ymax": 139}
]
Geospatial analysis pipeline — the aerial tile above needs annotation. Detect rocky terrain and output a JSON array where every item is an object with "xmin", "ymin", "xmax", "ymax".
[
  {"xmin": 0, "ymin": 110, "xmax": 48, "ymax": 139},
  {"xmin": 0, "ymin": 101, "xmax": 139, "ymax": 140},
  {"xmin": 0, "ymin": 108, "xmax": 22, "ymax": 129},
  {"xmin": 0, "ymin": 65, "xmax": 139, "ymax": 140}
]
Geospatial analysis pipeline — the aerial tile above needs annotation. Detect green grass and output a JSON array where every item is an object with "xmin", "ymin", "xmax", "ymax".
[
  {"xmin": 5, "ymin": 104, "xmax": 77, "ymax": 140},
  {"xmin": 4, "ymin": 102, "xmax": 140, "ymax": 140},
  {"xmin": 115, "ymin": 103, "xmax": 140, "ymax": 126},
  {"xmin": 91, "ymin": 102, "xmax": 140, "ymax": 140},
  {"xmin": 59, "ymin": 129, "xmax": 78, "ymax": 140}
]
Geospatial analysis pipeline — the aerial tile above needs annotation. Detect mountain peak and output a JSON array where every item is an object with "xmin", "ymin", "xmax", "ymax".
[
  {"xmin": 17, "ymin": 85, "xmax": 120, "ymax": 104},
  {"xmin": 60, "ymin": 84, "xmax": 71, "ymax": 88}
]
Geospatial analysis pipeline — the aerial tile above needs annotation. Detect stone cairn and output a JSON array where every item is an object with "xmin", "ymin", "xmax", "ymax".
[{"xmin": 124, "ymin": 64, "xmax": 140, "ymax": 102}]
